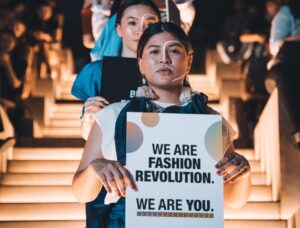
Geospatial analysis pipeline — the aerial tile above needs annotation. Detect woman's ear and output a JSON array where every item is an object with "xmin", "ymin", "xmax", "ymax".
[
  {"xmin": 186, "ymin": 54, "xmax": 193, "ymax": 74},
  {"xmin": 138, "ymin": 58, "xmax": 144, "ymax": 75},
  {"xmin": 116, "ymin": 24, "xmax": 122, "ymax": 38}
]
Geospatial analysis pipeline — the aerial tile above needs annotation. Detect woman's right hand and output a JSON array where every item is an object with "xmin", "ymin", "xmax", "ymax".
[
  {"xmin": 83, "ymin": 96, "xmax": 109, "ymax": 122},
  {"xmin": 90, "ymin": 158, "xmax": 138, "ymax": 197}
]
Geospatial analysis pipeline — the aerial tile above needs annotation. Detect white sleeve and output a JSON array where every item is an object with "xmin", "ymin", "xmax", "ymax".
[
  {"xmin": 177, "ymin": 0, "xmax": 195, "ymax": 33},
  {"xmin": 91, "ymin": 2, "xmax": 111, "ymax": 40},
  {"xmin": 94, "ymin": 101, "xmax": 129, "ymax": 159}
]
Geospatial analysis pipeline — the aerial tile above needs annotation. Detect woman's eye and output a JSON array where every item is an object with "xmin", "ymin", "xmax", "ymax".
[
  {"xmin": 150, "ymin": 49, "xmax": 159, "ymax": 55},
  {"xmin": 169, "ymin": 49, "xmax": 180, "ymax": 54},
  {"xmin": 128, "ymin": 21, "xmax": 137, "ymax": 26}
]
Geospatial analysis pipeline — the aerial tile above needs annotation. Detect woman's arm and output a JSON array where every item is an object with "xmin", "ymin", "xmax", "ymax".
[
  {"xmin": 216, "ymin": 143, "xmax": 251, "ymax": 208},
  {"xmin": 81, "ymin": 96, "xmax": 109, "ymax": 140},
  {"xmin": 72, "ymin": 122, "xmax": 137, "ymax": 202}
]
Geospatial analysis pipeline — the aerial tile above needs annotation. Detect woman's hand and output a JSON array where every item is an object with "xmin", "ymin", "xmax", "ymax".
[
  {"xmin": 90, "ymin": 158, "xmax": 138, "ymax": 197},
  {"xmin": 83, "ymin": 96, "xmax": 109, "ymax": 122},
  {"xmin": 215, "ymin": 152, "xmax": 250, "ymax": 183}
]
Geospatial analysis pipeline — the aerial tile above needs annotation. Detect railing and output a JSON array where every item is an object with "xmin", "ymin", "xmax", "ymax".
[{"xmin": 254, "ymin": 88, "xmax": 281, "ymax": 201}]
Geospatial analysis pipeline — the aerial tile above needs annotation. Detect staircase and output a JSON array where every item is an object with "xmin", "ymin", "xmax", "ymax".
[
  {"xmin": 0, "ymin": 55, "xmax": 296, "ymax": 227},
  {"xmin": 0, "ymin": 146, "xmax": 288, "ymax": 227},
  {"xmin": 0, "ymin": 100, "xmax": 292, "ymax": 228}
]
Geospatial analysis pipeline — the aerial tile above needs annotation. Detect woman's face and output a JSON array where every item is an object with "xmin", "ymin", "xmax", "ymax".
[
  {"xmin": 117, "ymin": 5, "xmax": 159, "ymax": 54},
  {"xmin": 38, "ymin": 5, "xmax": 53, "ymax": 21},
  {"xmin": 138, "ymin": 32, "xmax": 192, "ymax": 90}
]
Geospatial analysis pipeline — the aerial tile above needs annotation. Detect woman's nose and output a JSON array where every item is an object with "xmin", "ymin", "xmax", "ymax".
[{"xmin": 159, "ymin": 56, "xmax": 171, "ymax": 64}]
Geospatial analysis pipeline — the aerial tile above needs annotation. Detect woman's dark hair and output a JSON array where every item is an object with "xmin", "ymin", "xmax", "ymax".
[
  {"xmin": 288, "ymin": 0, "xmax": 300, "ymax": 19},
  {"xmin": 111, "ymin": 0, "xmax": 124, "ymax": 17},
  {"xmin": 115, "ymin": 0, "xmax": 161, "ymax": 26},
  {"xmin": 137, "ymin": 22, "xmax": 193, "ymax": 58}
]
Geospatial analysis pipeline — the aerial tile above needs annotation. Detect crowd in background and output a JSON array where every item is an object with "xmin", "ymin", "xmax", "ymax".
[{"xmin": 0, "ymin": 0, "xmax": 299, "ymax": 148}]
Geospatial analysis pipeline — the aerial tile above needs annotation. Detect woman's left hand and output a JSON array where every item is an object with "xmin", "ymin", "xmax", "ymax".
[{"xmin": 215, "ymin": 152, "xmax": 250, "ymax": 183}]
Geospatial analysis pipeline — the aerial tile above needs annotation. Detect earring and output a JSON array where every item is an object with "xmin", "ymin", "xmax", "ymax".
[
  {"xmin": 179, "ymin": 76, "xmax": 195, "ymax": 103},
  {"xmin": 136, "ymin": 76, "xmax": 157, "ymax": 99}
]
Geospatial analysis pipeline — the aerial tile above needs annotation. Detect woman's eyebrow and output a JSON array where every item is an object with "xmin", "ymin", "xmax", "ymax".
[
  {"xmin": 126, "ymin": 16, "xmax": 138, "ymax": 20},
  {"xmin": 146, "ymin": 45, "xmax": 161, "ymax": 49},
  {"xmin": 167, "ymin": 43, "xmax": 184, "ymax": 48}
]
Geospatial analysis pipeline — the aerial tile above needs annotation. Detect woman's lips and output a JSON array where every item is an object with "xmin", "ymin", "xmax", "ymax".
[{"xmin": 156, "ymin": 66, "xmax": 174, "ymax": 73}]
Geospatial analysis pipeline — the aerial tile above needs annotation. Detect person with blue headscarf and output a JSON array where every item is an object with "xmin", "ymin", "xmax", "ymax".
[{"xmin": 72, "ymin": 0, "xmax": 161, "ymax": 139}]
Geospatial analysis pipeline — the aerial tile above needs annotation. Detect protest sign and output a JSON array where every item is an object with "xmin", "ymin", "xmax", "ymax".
[{"xmin": 126, "ymin": 112, "xmax": 224, "ymax": 227}]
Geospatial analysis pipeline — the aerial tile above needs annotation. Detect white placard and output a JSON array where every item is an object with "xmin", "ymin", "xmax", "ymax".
[{"xmin": 126, "ymin": 112, "xmax": 223, "ymax": 228}]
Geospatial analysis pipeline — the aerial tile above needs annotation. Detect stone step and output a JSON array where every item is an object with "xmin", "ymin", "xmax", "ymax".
[
  {"xmin": 224, "ymin": 220, "xmax": 286, "ymax": 228},
  {"xmin": 0, "ymin": 186, "xmax": 76, "ymax": 203},
  {"xmin": 49, "ymin": 112, "xmax": 80, "ymax": 120},
  {"xmin": 0, "ymin": 202, "xmax": 280, "ymax": 221},
  {"xmin": 0, "ymin": 203, "xmax": 85, "ymax": 221},
  {"xmin": 248, "ymin": 185, "xmax": 272, "ymax": 202},
  {"xmin": 41, "ymin": 127, "xmax": 81, "ymax": 138},
  {"xmin": 249, "ymin": 160, "xmax": 261, "ymax": 172},
  {"xmin": 0, "ymin": 185, "xmax": 272, "ymax": 203},
  {"xmin": 48, "ymin": 119, "xmax": 81, "ymax": 128},
  {"xmin": 236, "ymin": 149, "xmax": 255, "ymax": 160},
  {"xmin": 51, "ymin": 104, "xmax": 82, "ymax": 113},
  {"xmin": 1, "ymin": 173, "xmax": 73, "ymax": 186},
  {"xmin": 251, "ymin": 172, "xmax": 266, "ymax": 185},
  {"xmin": 3, "ymin": 172, "xmax": 265, "ymax": 187},
  {"xmin": 8, "ymin": 160, "xmax": 79, "ymax": 173},
  {"xmin": 0, "ymin": 221, "xmax": 85, "ymax": 228},
  {"xmin": 224, "ymin": 202, "xmax": 280, "ymax": 220},
  {"xmin": 0, "ymin": 220, "xmax": 287, "ymax": 228},
  {"xmin": 13, "ymin": 148, "xmax": 82, "ymax": 160}
]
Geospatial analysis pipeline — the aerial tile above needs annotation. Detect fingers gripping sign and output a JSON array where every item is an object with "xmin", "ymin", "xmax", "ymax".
[
  {"xmin": 83, "ymin": 96, "xmax": 109, "ymax": 122},
  {"xmin": 215, "ymin": 152, "xmax": 250, "ymax": 183},
  {"xmin": 91, "ymin": 158, "xmax": 138, "ymax": 197}
]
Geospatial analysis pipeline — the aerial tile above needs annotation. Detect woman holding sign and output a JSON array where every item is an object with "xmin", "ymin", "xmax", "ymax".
[
  {"xmin": 72, "ymin": 22, "xmax": 251, "ymax": 227},
  {"xmin": 71, "ymin": 0, "xmax": 161, "ymax": 139}
]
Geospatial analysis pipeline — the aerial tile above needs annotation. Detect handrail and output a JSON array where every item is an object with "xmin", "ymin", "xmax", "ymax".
[{"xmin": 254, "ymin": 88, "xmax": 281, "ymax": 201}]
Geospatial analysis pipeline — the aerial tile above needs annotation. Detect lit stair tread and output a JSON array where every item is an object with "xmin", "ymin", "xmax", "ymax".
[
  {"xmin": 0, "ymin": 203, "xmax": 85, "ymax": 221},
  {"xmin": 1, "ymin": 173, "xmax": 73, "ymax": 186},
  {"xmin": 8, "ymin": 160, "xmax": 79, "ymax": 173},
  {"xmin": 0, "ymin": 186, "xmax": 76, "ymax": 203},
  {"xmin": 0, "ymin": 185, "xmax": 272, "ymax": 203},
  {"xmin": 224, "ymin": 220, "xmax": 286, "ymax": 228},
  {"xmin": 13, "ymin": 148, "xmax": 82, "ymax": 160},
  {"xmin": 0, "ymin": 221, "xmax": 85, "ymax": 228},
  {"xmin": 0, "ymin": 202, "xmax": 280, "ymax": 221}
]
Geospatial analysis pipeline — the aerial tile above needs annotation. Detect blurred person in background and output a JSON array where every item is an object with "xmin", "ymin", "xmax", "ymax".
[
  {"xmin": 90, "ymin": 0, "xmax": 195, "ymax": 61},
  {"xmin": 30, "ymin": 1, "xmax": 62, "ymax": 79},
  {"xmin": 0, "ymin": 29, "xmax": 25, "ymax": 134},
  {"xmin": 267, "ymin": 0, "xmax": 300, "ymax": 149}
]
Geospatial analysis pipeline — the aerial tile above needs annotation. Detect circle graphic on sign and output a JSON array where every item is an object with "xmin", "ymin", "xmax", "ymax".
[
  {"xmin": 126, "ymin": 122, "xmax": 143, "ymax": 153},
  {"xmin": 141, "ymin": 113, "xmax": 160, "ymax": 127},
  {"xmin": 204, "ymin": 121, "xmax": 222, "ymax": 161}
]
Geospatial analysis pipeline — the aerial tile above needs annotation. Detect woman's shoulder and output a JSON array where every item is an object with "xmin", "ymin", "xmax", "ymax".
[
  {"xmin": 277, "ymin": 5, "xmax": 293, "ymax": 18},
  {"xmin": 71, "ymin": 60, "xmax": 103, "ymax": 101},
  {"xmin": 95, "ymin": 101, "xmax": 130, "ymax": 121}
]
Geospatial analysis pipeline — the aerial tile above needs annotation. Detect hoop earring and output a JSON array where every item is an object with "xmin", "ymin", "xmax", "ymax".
[{"xmin": 136, "ymin": 76, "xmax": 157, "ymax": 99}]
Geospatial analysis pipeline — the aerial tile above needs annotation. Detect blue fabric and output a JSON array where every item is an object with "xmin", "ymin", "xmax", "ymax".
[
  {"xmin": 86, "ymin": 189, "xmax": 125, "ymax": 228},
  {"xmin": 71, "ymin": 60, "xmax": 103, "ymax": 102},
  {"xmin": 90, "ymin": 14, "xmax": 122, "ymax": 61}
]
